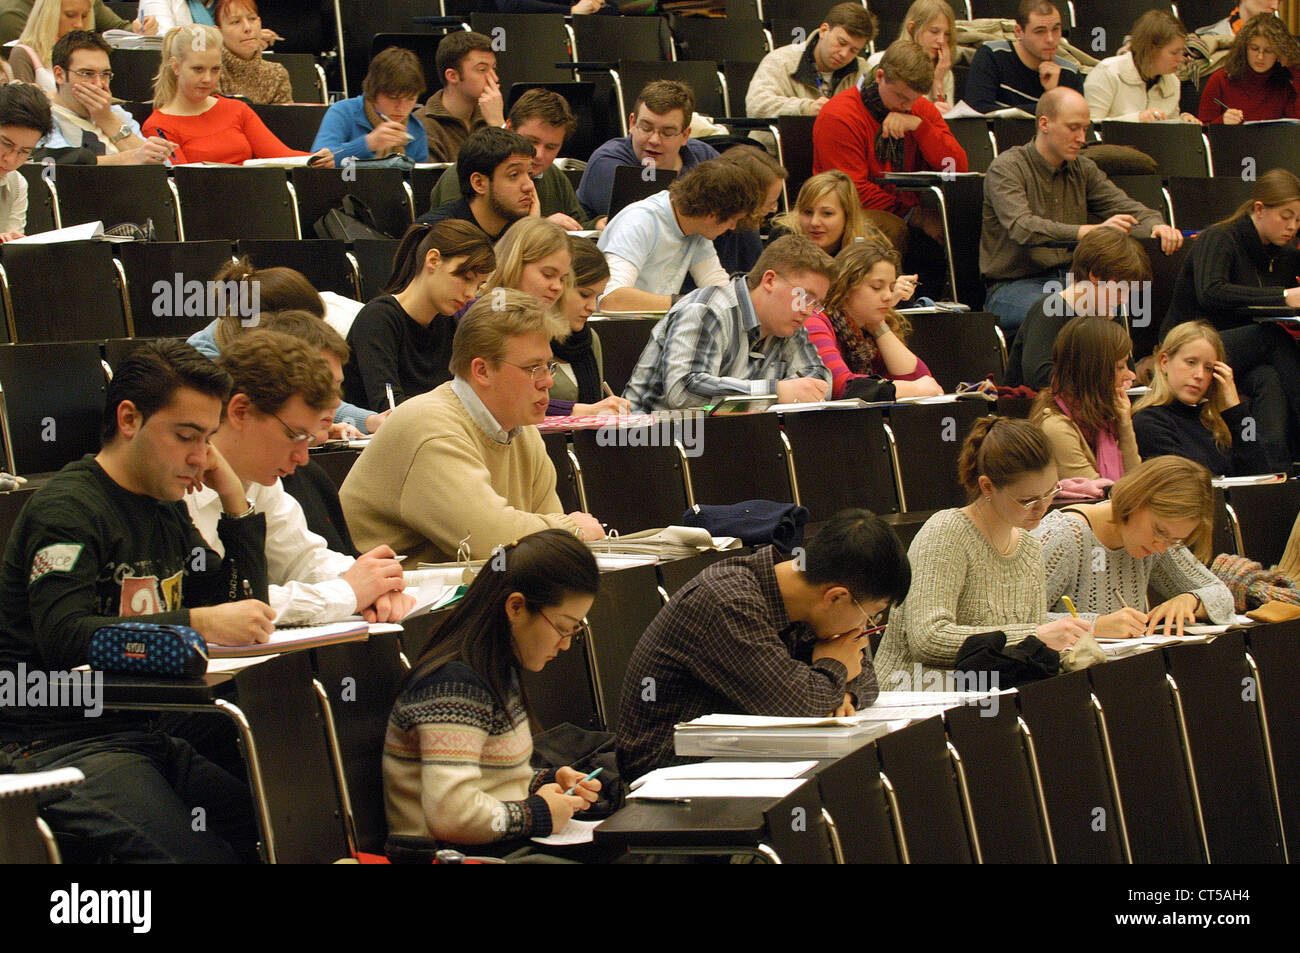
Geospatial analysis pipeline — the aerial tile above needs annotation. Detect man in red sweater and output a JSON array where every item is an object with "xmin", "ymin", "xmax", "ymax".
[{"xmin": 812, "ymin": 39, "xmax": 967, "ymax": 296}]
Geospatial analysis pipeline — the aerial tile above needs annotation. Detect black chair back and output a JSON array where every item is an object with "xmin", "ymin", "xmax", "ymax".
[
  {"xmin": 51, "ymin": 164, "xmax": 179, "ymax": 241},
  {"xmin": 570, "ymin": 425, "xmax": 692, "ymax": 532},
  {"xmin": 1087, "ymin": 650, "xmax": 1206, "ymax": 863},
  {"xmin": 874, "ymin": 717, "xmax": 977, "ymax": 862},
  {"xmin": 290, "ymin": 166, "xmax": 413, "ymax": 240},
  {"xmin": 689, "ymin": 413, "xmax": 796, "ymax": 506},
  {"xmin": 173, "ymin": 167, "xmax": 299, "ymax": 241},
  {"xmin": 779, "ymin": 407, "xmax": 900, "ymax": 520},
  {"xmin": 0, "ymin": 342, "xmax": 106, "ymax": 476},
  {"xmin": 249, "ymin": 103, "xmax": 330, "ymax": 151},
  {"xmin": 1, "ymin": 242, "xmax": 129, "ymax": 342},
  {"xmin": 583, "ymin": 563, "xmax": 666, "ymax": 731},
  {"xmin": 587, "ymin": 317, "xmax": 654, "ymax": 396},
  {"xmin": 886, "ymin": 400, "xmax": 993, "ymax": 512},
  {"xmin": 116, "ymin": 240, "xmax": 237, "ymax": 338},
  {"xmin": 813, "ymin": 740, "xmax": 903, "ymax": 862},
  {"xmin": 236, "ymin": 238, "xmax": 361, "ymax": 299},
  {"xmin": 1015, "ymin": 670, "xmax": 1127, "ymax": 862},
  {"xmin": 905, "ymin": 310, "xmax": 1004, "ymax": 389}
]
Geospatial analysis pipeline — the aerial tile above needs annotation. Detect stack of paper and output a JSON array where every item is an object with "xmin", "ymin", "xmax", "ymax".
[{"xmin": 589, "ymin": 526, "xmax": 741, "ymax": 562}]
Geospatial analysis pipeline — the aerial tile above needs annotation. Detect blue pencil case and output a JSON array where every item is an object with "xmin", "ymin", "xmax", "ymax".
[{"xmin": 87, "ymin": 622, "xmax": 209, "ymax": 678}]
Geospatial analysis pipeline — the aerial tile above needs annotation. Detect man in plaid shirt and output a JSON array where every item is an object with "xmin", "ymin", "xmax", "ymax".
[
  {"xmin": 615, "ymin": 510, "xmax": 912, "ymax": 780},
  {"xmin": 622, "ymin": 236, "xmax": 836, "ymax": 414}
]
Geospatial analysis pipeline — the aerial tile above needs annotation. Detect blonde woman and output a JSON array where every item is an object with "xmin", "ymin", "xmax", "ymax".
[
  {"xmin": 11, "ymin": 0, "xmax": 91, "ymax": 93},
  {"xmin": 865, "ymin": 0, "xmax": 958, "ymax": 111},
  {"xmin": 803, "ymin": 240, "xmax": 943, "ymax": 398},
  {"xmin": 1085, "ymin": 9, "xmax": 1199, "ymax": 122},
  {"xmin": 1133, "ymin": 322, "xmax": 1274, "ymax": 476},
  {"xmin": 1035, "ymin": 455, "xmax": 1234, "ymax": 638},
  {"xmin": 141, "ymin": 24, "xmax": 331, "ymax": 165},
  {"xmin": 548, "ymin": 236, "xmax": 629, "ymax": 417},
  {"xmin": 773, "ymin": 170, "xmax": 887, "ymax": 256}
]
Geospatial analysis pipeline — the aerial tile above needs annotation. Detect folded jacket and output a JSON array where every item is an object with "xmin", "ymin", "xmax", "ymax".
[{"xmin": 681, "ymin": 500, "xmax": 809, "ymax": 553}]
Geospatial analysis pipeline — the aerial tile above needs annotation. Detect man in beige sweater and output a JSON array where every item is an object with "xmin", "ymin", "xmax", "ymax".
[{"xmin": 340, "ymin": 290, "xmax": 605, "ymax": 564}]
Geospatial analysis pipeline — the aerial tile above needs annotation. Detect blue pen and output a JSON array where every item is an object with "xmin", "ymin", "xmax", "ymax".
[{"xmin": 565, "ymin": 766, "xmax": 603, "ymax": 795}]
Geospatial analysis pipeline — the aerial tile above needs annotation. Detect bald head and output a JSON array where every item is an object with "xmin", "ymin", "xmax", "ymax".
[
  {"xmin": 1034, "ymin": 87, "xmax": 1090, "ymax": 167},
  {"xmin": 1036, "ymin": 86, "xmax": 1086, "ymax": 121}
]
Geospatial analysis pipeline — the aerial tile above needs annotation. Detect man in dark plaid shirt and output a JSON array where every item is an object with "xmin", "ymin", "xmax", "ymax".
[{"xmin": 615, "ymin": 510, "xmax": 911, "ymax": 781}]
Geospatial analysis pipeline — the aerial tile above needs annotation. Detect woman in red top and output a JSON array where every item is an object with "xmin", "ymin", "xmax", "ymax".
[
  {"xmin": 803, "ymin": 239, "xmax": 944, "ymax": 400},
  {"xmin": 1198, "ymin": 13, "xmax": 1300, "ymax": 124},
  {"xmin": 143, "ymin": 24, "xmax": 332, "ymax": 165}
]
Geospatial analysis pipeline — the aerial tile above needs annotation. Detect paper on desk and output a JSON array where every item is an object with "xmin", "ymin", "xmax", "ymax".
[
  {"xmin": 629, "ymin": 777, "xmax": 807, "ymax": 799},
  {"xmin": 870, "ymin": 689, "xmax": 1014, "ymax": 707},
  {"xmin": 679, "ymin": 713, "xmax": 858, "ymax": 729},
  {"xmin": 206, "ymin": 654, "xmax": 278, "ymax": 673},
  {"xmin": 532, "ymin": 818, "xmax": 599, "ymax": 846},
  {"xmin": 0, "ymin": 766, "xmax": 84, "ymax": 798},
  {"xmin": 595, "ymin": 553, "xmax": 660, "ymax": 570},
  {"xmin": 629, "ymin": 761, "xmax": 817, "ymax": 790}
]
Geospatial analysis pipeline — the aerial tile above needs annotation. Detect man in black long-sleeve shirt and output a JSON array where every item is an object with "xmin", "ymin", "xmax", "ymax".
[{"xmin": 0, "ymin": 341, "xmax": 276, "ymax": 863}]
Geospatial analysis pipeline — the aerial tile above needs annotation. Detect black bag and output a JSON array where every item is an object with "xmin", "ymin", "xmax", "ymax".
[
  {"xmin": 530, "ymin": 721, "xmax": 625, "ymax": 818},
  {"xmin": 954, "ymin": 630, "xmax": 1059, "ymax": 688},
  {"xmin": 842, "ymin": 375, "xmax": 897, "ymax": 403},
  {"xmin": 313, "ymin": 194, "xmax": 390, "ymax": 242}
]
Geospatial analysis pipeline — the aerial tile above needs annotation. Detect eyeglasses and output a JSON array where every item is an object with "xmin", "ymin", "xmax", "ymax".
[
  {"xmin": 269, "ymin": 410, "xmax": 321, "ymax": 447},
  {"xmin": 500, "ymin": 359, "xmax": 560, "ymax": 384},
  {"xmin": 775, "ymin": 274, "xmax": 825, "ymax": 312},
  {"xmin": 540, "ymin": 609, "xmax": 584, "ymax": 641},
  {"xmin": 851, "ymin": 596, "xmax": 887, "ymax": 635},
  {"xmin": 634, "ymin": 120, "xmax": 682, "ymax": 140},
  {"xmin": 1012, "ymin": 482, "xmax": 1063, "ymax": 509},
  {"xmin": 0, "ymin": 134, "xmax": 33, "ymax": 160},
  {"xmin": 1151, "ymin": 523, "xmax": 1185, "ymax": 548},
  {"xmin": 69, "ymin": 69, "xmax": 114, "ymax": 81}
]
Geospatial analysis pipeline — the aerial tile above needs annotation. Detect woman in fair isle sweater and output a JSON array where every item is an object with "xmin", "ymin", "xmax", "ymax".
[
  {"xmin": 384, "ymin": 530, "xmax": 602, "ymax": 856},
  {"xmin": 873, "ymin": 417, "xmax": 1092, "ymax": 689}
]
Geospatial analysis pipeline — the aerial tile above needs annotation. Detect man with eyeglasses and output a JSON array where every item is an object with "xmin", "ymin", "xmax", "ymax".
[
  {"xmin": 576, "ymin": 80, "xmax": 720, "ymax": 221},
  {"xmin": 341, "ymin": 290, "xmax": 605, "ymax": 566},
  {"xmin": 616, "ymin": 508, "xmax": 912, "ymax": 781},
  {"xmin": 623, "ymin": 235, "xmax": 835, "ymax": 413},
  {"xmin": 597, "ymin": 158, "xmax": 765, "ymax": 313},
  {"xmin": 37, "ymin": 31, "xmax": 173, "ymax": 167},
  {"xmin": 186, "ymin": 330, "xmax": 414, "ymax": 625},
  {"xmin": 0, "ymin": 82, "xmax": 50, "ymax": 242}
]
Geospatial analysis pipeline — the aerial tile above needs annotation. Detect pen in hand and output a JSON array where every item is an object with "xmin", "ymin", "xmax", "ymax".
[
  {"xmin": 565, "ymin": 766, "xmax": 603, "ymax": 795},
  {"xmin": 385, "ymin": 382, "xmax": 396, "ymax": 411}
]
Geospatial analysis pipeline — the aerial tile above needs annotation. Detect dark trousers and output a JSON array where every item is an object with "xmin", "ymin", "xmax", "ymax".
[
  {"xmin": 1221, "ymin": 322, "xmax": 1300, "ymax": 471},
  {"xmin": 13, "ymin": 729, "xmax": 259, "ymax": 863}
]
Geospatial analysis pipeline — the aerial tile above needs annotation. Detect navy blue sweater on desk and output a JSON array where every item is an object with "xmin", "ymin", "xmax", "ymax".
[{"xmin": 1132, "ymin": 399, "xmax": 1274, "ymax": 476}]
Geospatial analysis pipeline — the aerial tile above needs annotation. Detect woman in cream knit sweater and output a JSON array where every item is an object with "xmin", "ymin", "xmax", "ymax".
[{"xmin": 873, "ymin": 417, "xmax": 1091, "ymax": 689}]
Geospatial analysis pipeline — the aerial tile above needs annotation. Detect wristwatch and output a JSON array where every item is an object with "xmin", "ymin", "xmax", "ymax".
[
  {"xmin": 223, "ymin": 500, "xmax": 256, "ymax": 520},
  {"xmin": 109, "ymin": 125, "xmax": 132, "ymax": 145}
]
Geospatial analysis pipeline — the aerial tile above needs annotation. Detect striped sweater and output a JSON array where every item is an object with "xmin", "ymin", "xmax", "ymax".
[{"xmin": 383, "ymin": 660, "xmax": 555, "ymax": 845}]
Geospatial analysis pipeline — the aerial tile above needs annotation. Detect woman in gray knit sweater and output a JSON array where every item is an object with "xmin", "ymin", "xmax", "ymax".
[
  {"xmin": 873, "ymin": 417, "xmax": 1092, "ymax": 690},
  {"xmin": 1034, "ymin": 455, "xmax": 1234, "ymax": 638}
]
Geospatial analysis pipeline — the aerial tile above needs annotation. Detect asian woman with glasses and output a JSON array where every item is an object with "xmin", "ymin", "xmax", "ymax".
[
  {"xmin": 873, "ymin": 416, "xmax": 1092, "ymax": 690},
  {"xmin": 1034, "ymin": 455, "xmax": 1234, "ymax": 638},
  {"xmin": 384, "ymin": 529, "xmax": 604, "ymax": 858}
]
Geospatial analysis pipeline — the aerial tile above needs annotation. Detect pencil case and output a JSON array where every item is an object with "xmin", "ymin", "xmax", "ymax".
[{"xmin": 87, "ymin": 622, "xmax": 209, "ymax": 678}]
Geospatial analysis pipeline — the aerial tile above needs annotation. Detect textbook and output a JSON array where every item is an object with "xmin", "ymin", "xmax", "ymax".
[
  {"xmin": 674, "ymin": 717, "xmax": 901, "ymax": 758},
  {"xmin": 588, "ymin": 525, "xmax": 741, "ymax": 561},
  {"xmin": 206, "ymin": 620, "xmax": 370, "ymax": 658},
  {"xmin": 7, "ymin": 222, "xmax": 132, "ymax": 245}
]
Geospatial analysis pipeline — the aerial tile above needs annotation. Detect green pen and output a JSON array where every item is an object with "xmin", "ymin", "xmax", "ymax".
[{"xmin": 565, "ymin": 766, "xmax": 603, "ymax": 795}]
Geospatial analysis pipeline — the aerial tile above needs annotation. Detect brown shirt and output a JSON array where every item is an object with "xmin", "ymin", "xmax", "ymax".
[
  {"xmin": 980, "ymin": 142, "xmax": 1165, "ymax": 282},
  {"xmin": 218, "ymin": 46, "xmax": 292, "ymax": 105},
  {"xmin": 417, "ymin": 91, "xmax": 487, "ymax": 163}
]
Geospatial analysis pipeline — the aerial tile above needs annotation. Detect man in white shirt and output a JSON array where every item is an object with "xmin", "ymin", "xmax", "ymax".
[
  {"xmin": 185, "ymin": 329, "xmax": 414, "ymax": 625},
  {"xmin": 41, "ymin": 31, "xmax": 172, "ymax": 165},
  {"xmin": 597, "ymin": 158, "xmax": 765, "ymax": 312},
  {"xmin": 0, "ymin": 82, "xmax": 50, "ymax": 241}
]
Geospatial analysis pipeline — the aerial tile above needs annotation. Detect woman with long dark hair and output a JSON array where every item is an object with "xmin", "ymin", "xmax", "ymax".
[
  {"xmin": 1030, "ymin": 316, "xmax": 1139, "ymax": 480},
  {"xmin": 384, "ymin": 529, "xmax": 602, "ymax": 852},
  {"xmin": 340, "ymin": 219, "xmax": 494, "ymax": 412}
]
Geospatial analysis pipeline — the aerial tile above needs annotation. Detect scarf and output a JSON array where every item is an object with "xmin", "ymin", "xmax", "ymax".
[
  {"xmin": 860, "ymin": 80, "xmax": 905, "ymax": 171},
  {"xmin": 363, "ymin": 97, "xmax": 404, "ymax": 158},
  {"xmin": 824, "ymin": 307, "xmax": 878, "ymax": 375},
  {"xmin": 551, "ymin": 325, "xmax": 602, "ymax": 404},
  {"xmin": 1055, "ymin": 396, "xmax": 1123, "ymax": 480}
]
